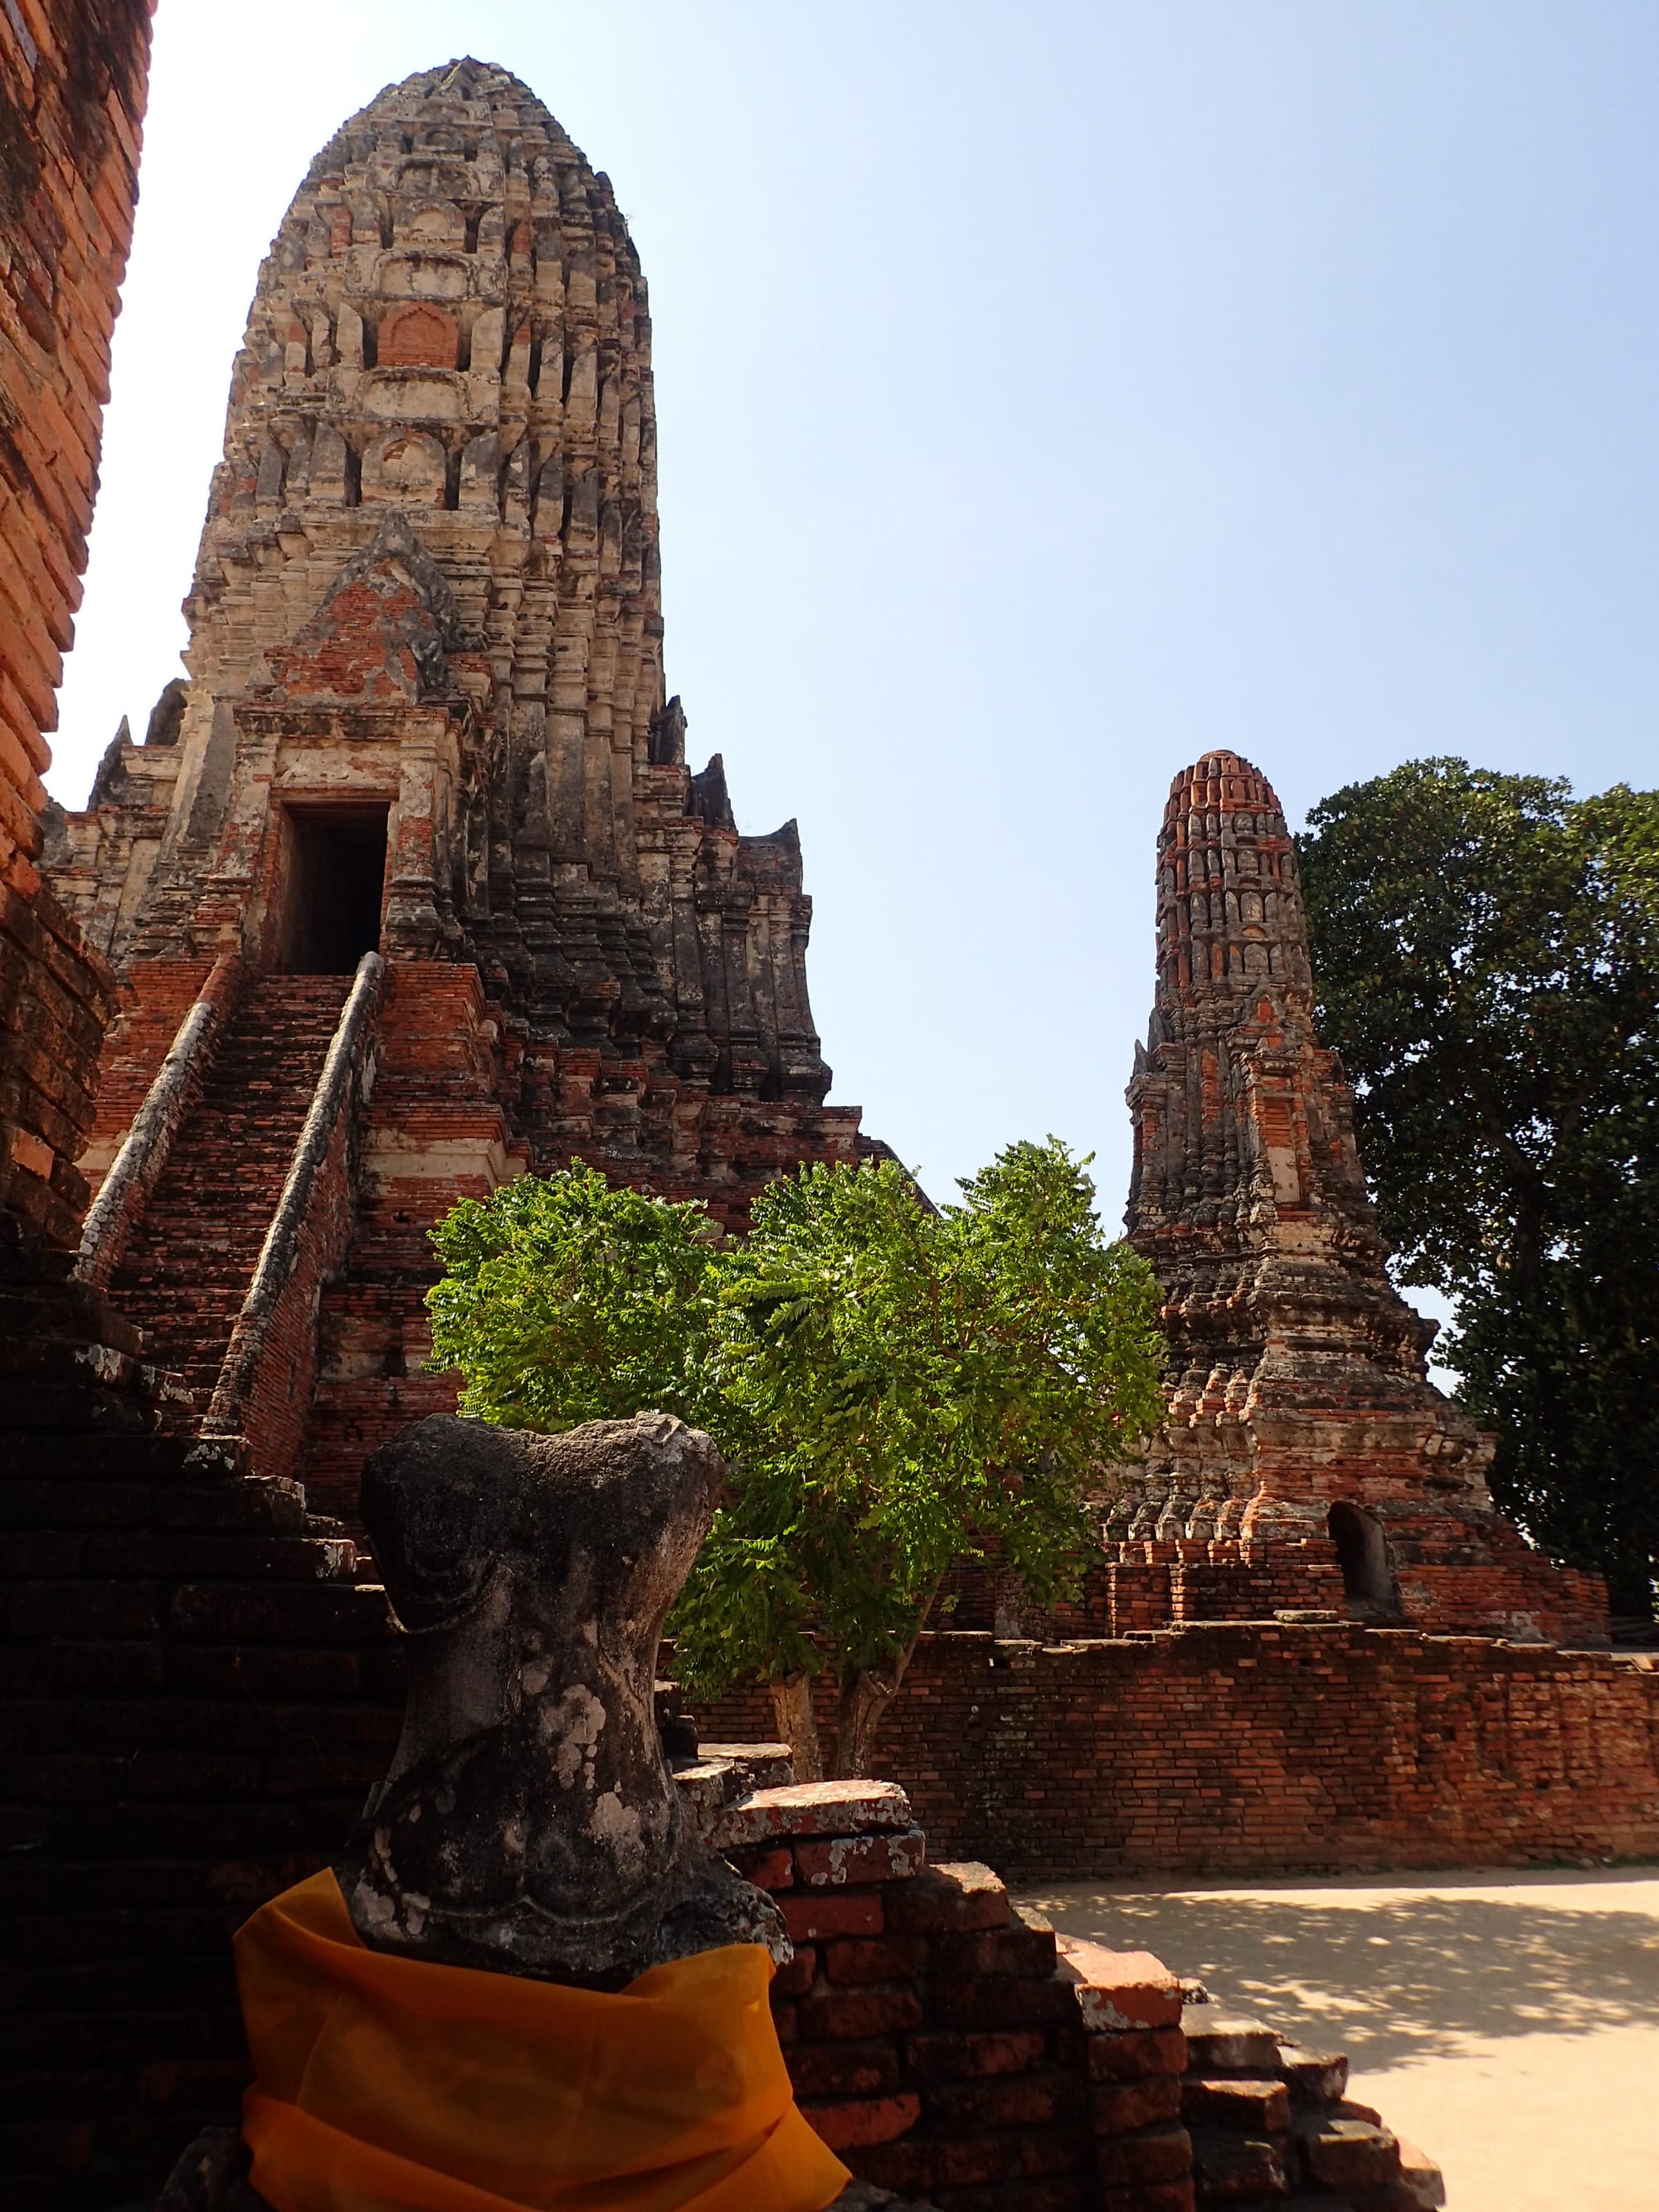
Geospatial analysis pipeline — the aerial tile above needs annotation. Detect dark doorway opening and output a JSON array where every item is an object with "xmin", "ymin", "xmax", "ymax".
[
  {"xmin": 1328, "ymin": 1500, "xmax": 1395, "ymax": 1615},
  {"xmin": 277, "ymin": 805, "xmax": 388, "ymax": 973}
]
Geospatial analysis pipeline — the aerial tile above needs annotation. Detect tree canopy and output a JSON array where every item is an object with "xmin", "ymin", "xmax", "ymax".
[
  {"xmin": 427, "ymin": 1144, "xmax": 1164, "ymax": 1775},
  {"xmin": 1297, "ymin": 759, "xmax": 1659, "ymax": 1617}
]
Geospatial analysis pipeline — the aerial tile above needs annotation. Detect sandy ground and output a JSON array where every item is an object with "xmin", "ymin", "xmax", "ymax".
[{"xmin": 1020, "ymin": 1866, "xmax": 1659, "ymax": 2212}]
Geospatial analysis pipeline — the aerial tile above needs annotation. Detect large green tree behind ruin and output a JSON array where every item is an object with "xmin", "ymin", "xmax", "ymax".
[
  {"xmin": 1297, "ymin": 759, "xmax": 1659, "ymax": 1619},
  {"xmin": 426, "ymin": 1145, "xmax": 1164, "ymax": 1778}
]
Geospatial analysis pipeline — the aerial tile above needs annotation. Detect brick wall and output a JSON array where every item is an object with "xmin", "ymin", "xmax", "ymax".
[
  {"xmin": 694, "ymin": 1623, "xmax": 1659, "ymax": 1876},
  {"xmin": 0, "ymin": 0, "xmax": 153, "ymax": 1248},
  {"xmin": 0, "ymin": 1416, "xmax": 399, "ymax": 2210},
  {"xmin": 76, "ymin": 959, "xmax": 216, "ymax": 1190}
]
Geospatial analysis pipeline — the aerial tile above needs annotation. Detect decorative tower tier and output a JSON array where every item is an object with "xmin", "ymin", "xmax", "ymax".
[{"xmin": 1113, "ymin": 750, "xmax": 1606, "ymax": 1642}]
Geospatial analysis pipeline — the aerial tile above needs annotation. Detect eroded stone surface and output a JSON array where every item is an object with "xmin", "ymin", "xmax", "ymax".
[{"xmin": 336, "ymin": 1410, "xmax": 786, "ymax": 1985}]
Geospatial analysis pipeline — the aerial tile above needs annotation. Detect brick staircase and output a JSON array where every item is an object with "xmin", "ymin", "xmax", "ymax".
[{"xmin": 108, "ymin": 975, "xmax": 353, "ymax": 1412}]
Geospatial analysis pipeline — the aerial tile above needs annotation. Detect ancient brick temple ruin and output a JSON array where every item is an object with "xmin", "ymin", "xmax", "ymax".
[
  {"xmin": 4, "ymin": 35, "xmax": 1657, "ymax": 2212},
  {"xmin": 1102, "ymin": 749, "xmax": 1607, "ymax": 1646},
  {"xmin": 46, "ymin": 59, "xmax": 874, "ymax": 1524}
]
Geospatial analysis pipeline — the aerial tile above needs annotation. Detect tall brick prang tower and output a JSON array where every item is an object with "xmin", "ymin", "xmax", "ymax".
[
  {"xmin": 1114, "ymin": 748, "xmax": 1606, "ymax": 1642},
  {"xmin": 48, "ymin": 60, "xmax": 873, "ymax": 1521}
]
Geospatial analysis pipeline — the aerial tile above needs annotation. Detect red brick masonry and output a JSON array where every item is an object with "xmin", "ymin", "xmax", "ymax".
[
  {"xmin": 0, "ymin": 0, "xmax": 151, "ymax": 1247},
  {"xmin": 693, "ymin": 1773, "xmax": 1443, "ymax": 2212},
  {"xmin": 696, "ymin": 1625, "xmax": 1659, "ymax": 1877}
]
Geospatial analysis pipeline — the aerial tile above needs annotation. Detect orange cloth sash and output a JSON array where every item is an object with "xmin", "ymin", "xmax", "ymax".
[{"xmin": 234, "ymin": 1869, "xmax": 850, "ymax": 2212}]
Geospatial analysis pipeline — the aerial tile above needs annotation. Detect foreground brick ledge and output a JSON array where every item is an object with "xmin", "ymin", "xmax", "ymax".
[
  {"xmin": 1055, "ymin": 1936, "xmax": 1185, "ymax": 2031},
  {"xmin": 712, "ymin": 1779, "xmax": 914, "ymax": 1847}
]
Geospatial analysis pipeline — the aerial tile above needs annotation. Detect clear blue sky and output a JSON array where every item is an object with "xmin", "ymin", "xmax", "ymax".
[{"xmin": 49, "ymin": 0, "xmax": 1659, "ymax": 1227}]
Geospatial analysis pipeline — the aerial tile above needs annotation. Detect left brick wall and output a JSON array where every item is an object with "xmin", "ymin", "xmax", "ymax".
[{"xmin": 0, "ymin": 0, "xmax": 153, "ymax": 1250}]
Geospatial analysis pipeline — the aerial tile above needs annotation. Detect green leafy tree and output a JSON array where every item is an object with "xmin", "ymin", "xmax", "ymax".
[
  {"xmin": 1297, "ymin": 760, "xmax": 1659, "ymax": 1618},
  {"xmin": 427, "ymin": 1142, "xmax": 1164, "ymax": 1776}
]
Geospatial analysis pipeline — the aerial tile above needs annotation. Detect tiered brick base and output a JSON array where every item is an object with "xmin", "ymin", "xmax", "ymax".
[
  {"xmin": 1082, "ymin": 1536, "xmax": 1607, "ymax": 1648},
  {"xmin": 7, "ymin": 1352, "xmax": 1652, "ymax": 2211}
]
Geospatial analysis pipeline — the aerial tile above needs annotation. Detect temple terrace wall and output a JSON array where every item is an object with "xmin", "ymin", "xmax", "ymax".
[{"xmin": 694, "ymin": 1624, "xmax": 1659, "ymax": 1879}]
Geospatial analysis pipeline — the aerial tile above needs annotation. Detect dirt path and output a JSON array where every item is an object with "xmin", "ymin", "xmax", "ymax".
[{"xmin": 1021, "ymin": 1866, "xmax": 1659, "ymax": 2212}]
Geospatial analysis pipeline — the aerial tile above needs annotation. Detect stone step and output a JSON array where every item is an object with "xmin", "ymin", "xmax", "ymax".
[
  {"xmin": 1181, "ymin": 2008, "xmax": 1283, "ymax": 2073},
  {"xmin": 104, "ymin": 979, "xmax": 353, "ymax": 1374}
]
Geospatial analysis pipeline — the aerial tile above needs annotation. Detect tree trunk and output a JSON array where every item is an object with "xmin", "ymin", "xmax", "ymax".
[
  {"xmin": 768, "ymin": 1672, "xmax": 825, "ymax": 1783},
  {"xmin": 833, "ymin": 1670, "xmax": 895, "ymax": 1779},
  {"xmin": 832, "ymin": 1582, "xmax": 945, "ymax": 1778}
]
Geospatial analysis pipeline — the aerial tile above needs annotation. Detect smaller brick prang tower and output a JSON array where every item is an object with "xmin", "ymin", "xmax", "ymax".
[{"xmin": 1117, "ymin": 749, "xmax": 1606, "ymax": 1643}]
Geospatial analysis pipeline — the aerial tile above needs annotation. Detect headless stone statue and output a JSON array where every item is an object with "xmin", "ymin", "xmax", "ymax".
[
  {"xmin": 337, "ymin": 1409, "xmax": 785, "ymax": 1988},
  {"xmin": 158, "ymin": 1411, "xmax": 931, "ymax": 2212}
]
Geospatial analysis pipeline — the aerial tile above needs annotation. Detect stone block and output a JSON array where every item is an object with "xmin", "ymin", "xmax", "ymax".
[
  {"xmin": 1085, "ymin": 2025, "xmax": 1189, "ymax": 2080},
  {"xmin": 1394, "ymin": 2135, "xmax": 1447, "ymax": 2210},
  {"xmin": 927, "ymin": 1918, "xmax": 1058, "ymax": 1981},
  {"xmin": 724, "ymin": 1841, "xmax": 793, "ymax": 1891},
  {"xmin": 1189, "ymin": 2125, "xmax": 1291, "ymax": 2199},
  {"xmin": 920, "ymin": 2066, "xmax": 1084, "ymax": 2132},
  {"xmin": 1089, "ymin": 2073, "xmax": 1185, "ymax": 2133},
  {"xmin": 1297, "ymin": 2116, "xmax": 1400, "ymax": 2192},
  {"xmin": 1093, "ymin": 2120, "xmax": 1194, "ymax": 2187},
  {"xmin": 788, "ymin": 2039, "xmax": 903, "ymax": 2098},
  {"xmin": 883, "ymin": 1861, "xmax": 1011, "ymax": 1934},
  {"xmin": 780, "ymin": 1889, "xmax": 884, "ymax": 1943},
  {"xmin": 822, "ymin": 1936, "xmax": 927, "ymax": 1987},
  {"xmin": 1277, "ymin": 2041, "xmax": 1349, "ymax": 2105},
  {"xmin": 795, "ymin": 1827, "xmax": 926, "ymax": 1887},
  {"xmin": 924, "ymin": 1971, "xmax": 1079, "ymax": 2033},
  {"xmin": 1056, "ymin": 1937, "xmax": 1184, "ymax": 2030},
  {"xmin": 713, "ymin": 1780, "xmax": 913, "ymax": 1849},
  {"xmin": 902, "ymin": 2028, "xmax": 1047, "ymax": 2082},
  {"xmin": 1181, "ymin": 2012, "xmax": 1282, "ymax": 2073},
  {"xmin": 771, "ymin": 1944, "xmax": 816, "ymax": 1996},
  {"xmin": 799, "ymin": 1986, "xmax": 926, "ymax": 2042},
  {"xmin": 1181, "ymin": 2075, "xmax": 1292, "ymax": 2132}
]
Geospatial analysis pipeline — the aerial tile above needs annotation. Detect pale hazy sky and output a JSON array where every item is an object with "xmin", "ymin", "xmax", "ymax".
[{"xmin": 48, "ymin": 0, "xmax": 1659, "ymax": 1228}]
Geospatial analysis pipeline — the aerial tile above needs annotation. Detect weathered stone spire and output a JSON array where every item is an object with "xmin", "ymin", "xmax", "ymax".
[
  {"xmin": 1128, "ymin": 748, "xmax": 1377, "ymax": 1261},
  {"xmin": 53, "ymin": 61, "xmax": 859, "ymax": 1212},
  {"xmin": 1152, "ymin": 750, "xmax": 1312, "ymax": 1014},
  {"xmin": 1117, "ymin": 750, "xmax": 1603, "ymax": 1639},
  {"xmin": 45, "ymin": 61, "xmax": 878, "ymax": 1538}
]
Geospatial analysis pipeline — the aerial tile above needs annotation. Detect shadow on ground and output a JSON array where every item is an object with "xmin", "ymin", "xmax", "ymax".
[{"xmin": 1023, "ymin": 1873, "xmax": 1659, "ymax": 2071}]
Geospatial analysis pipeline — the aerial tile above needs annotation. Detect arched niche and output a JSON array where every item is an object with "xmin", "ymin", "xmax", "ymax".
[
  {"xmin": 378, "ymin": 302, "xmax": 460, "ymax": 369},
  {"xmin": 1328, "ymin": 1500, "xmax": 1396, "ymax": 1616},
  {"xmin": 361, "ymin": 431, "xmax": 447, "ymax": 507},
  {"xmin": 398, "ymin": 198, "xmax": 465, "ymax": 248}
]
